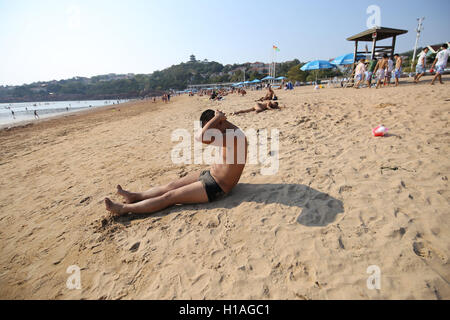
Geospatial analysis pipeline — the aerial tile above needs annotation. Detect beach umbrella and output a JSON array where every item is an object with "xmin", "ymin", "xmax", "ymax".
[
  {"xmin": 261, "ymin": 76, "xmax": 275, "ymax": 81},
  {"xmin": 300, "ymin": 60, "xmax": 336, "ymax": 71},
  {"xmin": 301, "ymin": 60, "xmax": 336, "ymax": 83},
  {"xmin": 330, "ymin": 53, "xmax": 367, "ymax": 66},
  {"xmin": 251, "ymin": 79, "xmax": 261, "ymax": 83},
  {"xmin": 275, "ymin": 76, "xmax": 286, "ymax": 80}
]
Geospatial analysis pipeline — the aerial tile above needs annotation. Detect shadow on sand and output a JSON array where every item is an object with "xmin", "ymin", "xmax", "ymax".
[{"xmin": 114, "ymin": 183, "xmax": 344, "ymax": 227}]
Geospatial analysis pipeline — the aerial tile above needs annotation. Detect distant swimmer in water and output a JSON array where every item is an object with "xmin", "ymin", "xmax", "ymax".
[
  {"xmin": 232, "ymin": 101, "xmax": 280, "ymax": 115},
  {"xmin": 34, "ymin": 110, "xmax": 39, "ymax": 119}
]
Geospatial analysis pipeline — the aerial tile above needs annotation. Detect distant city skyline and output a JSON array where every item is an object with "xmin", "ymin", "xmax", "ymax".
[{"xmin": 1, "ymin": 0, "xmax": 449, "ymax": 86}]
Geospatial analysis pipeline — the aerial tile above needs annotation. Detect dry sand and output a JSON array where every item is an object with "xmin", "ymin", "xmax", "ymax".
[{"xmin": 0, "ymin": 76, "xmax": 449, "ymax": 299}]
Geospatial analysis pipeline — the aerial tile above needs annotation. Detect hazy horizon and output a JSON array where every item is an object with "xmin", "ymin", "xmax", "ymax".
[{"xmin": 1, "ymin": 0, "xmax": 449, "ymax": 86}]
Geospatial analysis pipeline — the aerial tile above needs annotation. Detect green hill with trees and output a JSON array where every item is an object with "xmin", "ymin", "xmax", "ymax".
[
  {"xmin": 0, "ymin": 54, "xmax": 346, "ymax": 103},
  {"xmin": 1, "ymin": 47, "xmax": 442, "ymax": 103}
]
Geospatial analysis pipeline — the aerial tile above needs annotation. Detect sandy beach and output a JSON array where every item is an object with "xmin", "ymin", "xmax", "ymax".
[{"xmin": 0, "ymin": 76, "xmax": 449, "ymax": 300}]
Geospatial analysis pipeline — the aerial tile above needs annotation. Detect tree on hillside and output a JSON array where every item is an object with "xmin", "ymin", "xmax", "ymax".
[
  {"xmin": 287, "ymin": 64, "xmax": 307, "ymax": 82},
  {"xmin": 277, "ymin": 59, "xmax": 301, "ymax": 77}
]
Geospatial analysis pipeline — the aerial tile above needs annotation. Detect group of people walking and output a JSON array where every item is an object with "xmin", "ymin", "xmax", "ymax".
[{"xmin": 353, "ymin": 43, "xmax": 449, "ymax": 89}]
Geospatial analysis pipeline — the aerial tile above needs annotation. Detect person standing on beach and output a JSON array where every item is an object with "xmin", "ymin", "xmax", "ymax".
[
  {"xmin": 34, "ymin": 110, "xmax": 39, "ymax": 119},
  {"xmin": 373, "ymin": 55, "xmax": 389, "ymax": 89},
  {"xmin": 414, "ymin": 47, "xmax": 429, "ymax": 84},
  {"xmin": 430, "ymin": 43, "xmax": 449, "ymax": 85},
  {"xmin": 365, "ymin": 59, "xmax": 377, "ymax": 88},
  {"xmin": 354, "ymin": 59, "xmax": 366, "ymax": 89},
  {"xmin": 11, "ymin": 110, "xmax": 15, "ymax": 119},
  {"xmin": 384, "ymin": 56, "xmax": 394, "ymax": 86},
  {"xmin": 105, "ymin": 110, "xmax": 247, "ymax": 216},
  {"xmin": 393, "ymin": 54, "xmax": 403, "ymax": 87}
]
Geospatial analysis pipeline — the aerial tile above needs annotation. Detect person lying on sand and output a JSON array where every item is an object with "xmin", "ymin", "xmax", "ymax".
[
  {"xmin": 255, "ymin": 86, "xmax": 275, "ymax": 101},
  {"xmin": 105, "ymin": 110, "xmax": 247, "ymax": 216},
  {"xmin": 232, "ymin": 101, "xmax": 280, "ymax": 115},
  {"xmin": 238, "ymin": 88, "xmax": 247, "ymax": 96}
]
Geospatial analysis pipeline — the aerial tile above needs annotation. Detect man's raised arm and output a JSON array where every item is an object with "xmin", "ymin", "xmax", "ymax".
[{"xmin": 195, "ymin": 110, "xmax": 226, "ymax": 145}]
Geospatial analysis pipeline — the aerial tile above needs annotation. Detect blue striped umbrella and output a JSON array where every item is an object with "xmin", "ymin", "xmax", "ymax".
[
  {"xmin": 300, "ymin": 60, "xmax": 336, "ymax": 71},
  {"xmin": 331, "ymin": 53, "xmax": 367, "ymax": 66}
]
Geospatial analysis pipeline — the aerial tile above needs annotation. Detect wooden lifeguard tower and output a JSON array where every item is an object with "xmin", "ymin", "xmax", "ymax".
[{"xmin": 347, "ymin": 26, "xmax": 408, "ymax": 72}]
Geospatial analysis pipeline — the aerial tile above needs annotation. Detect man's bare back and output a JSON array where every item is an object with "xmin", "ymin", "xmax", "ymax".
[
  {"xmin": 209, "ymin": 126, "xmax": 247, "ymax": 193},
  {"xmin": 395, "ymin": 56, "xmax": 402, "ymax": 69}
]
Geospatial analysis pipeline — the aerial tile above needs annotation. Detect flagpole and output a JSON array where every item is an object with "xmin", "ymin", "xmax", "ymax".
[
  {"xmin": 271, "ymin": 47, "xmax": 274, "ymax": 80},
  {"xmin": 269, "ymin": 47, "xmax": 274, "ymax": 77},
  {"xmin": 274, "ymin": 50, "xmax": 276, "ymax": 80}
]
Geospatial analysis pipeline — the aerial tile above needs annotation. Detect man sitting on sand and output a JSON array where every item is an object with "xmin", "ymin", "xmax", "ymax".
[
  {"xmin": 210, "ymin": 90, "xmax": 222, "ymax": 101},
  {"xmin": 105, "ymin": 110, "xmax": 247, "ymax": 216},
  {"xmin": 238, "ymin": 88, "xmax": 247, "ymax": 96},
  {"xmin": 256, "ymin": 85, "xmax": 275, "ymax": 101},
  {"xmin": 232, "ymin": 101, "xmax": 280, "ymax": 115}
]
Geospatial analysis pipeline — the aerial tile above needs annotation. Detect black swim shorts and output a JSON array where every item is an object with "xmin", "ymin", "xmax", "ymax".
[{"xmin": 199, "ymin": 170, "xmax": 225, "ymax": 202}]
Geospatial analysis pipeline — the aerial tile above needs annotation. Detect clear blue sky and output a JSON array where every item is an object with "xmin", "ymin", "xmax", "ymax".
[{"xmin": 0, "ymin": 0, "xmax": 449, "ymax": 86}]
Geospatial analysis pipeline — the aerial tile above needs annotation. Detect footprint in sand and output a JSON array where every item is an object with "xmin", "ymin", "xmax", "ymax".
[
  {"xmin": 412, "ymin": 241, "xmax": 449, "ymax": 285},
  {"xmin": 338, "ymin": 185, "xmax": 352, "ymax": 194},
  {"xmin": 375, "ymin": 103, "xmax": 396, "ymax": 109},
  {"xmin": 129, "ymin": 242, "xmax": 140, "ymax": 252}
]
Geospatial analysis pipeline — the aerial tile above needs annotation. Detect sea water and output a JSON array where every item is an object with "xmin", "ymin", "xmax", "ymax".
[{"xmin": 0, "ymin": 99, "xmax": 129, "ymax": 126}]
